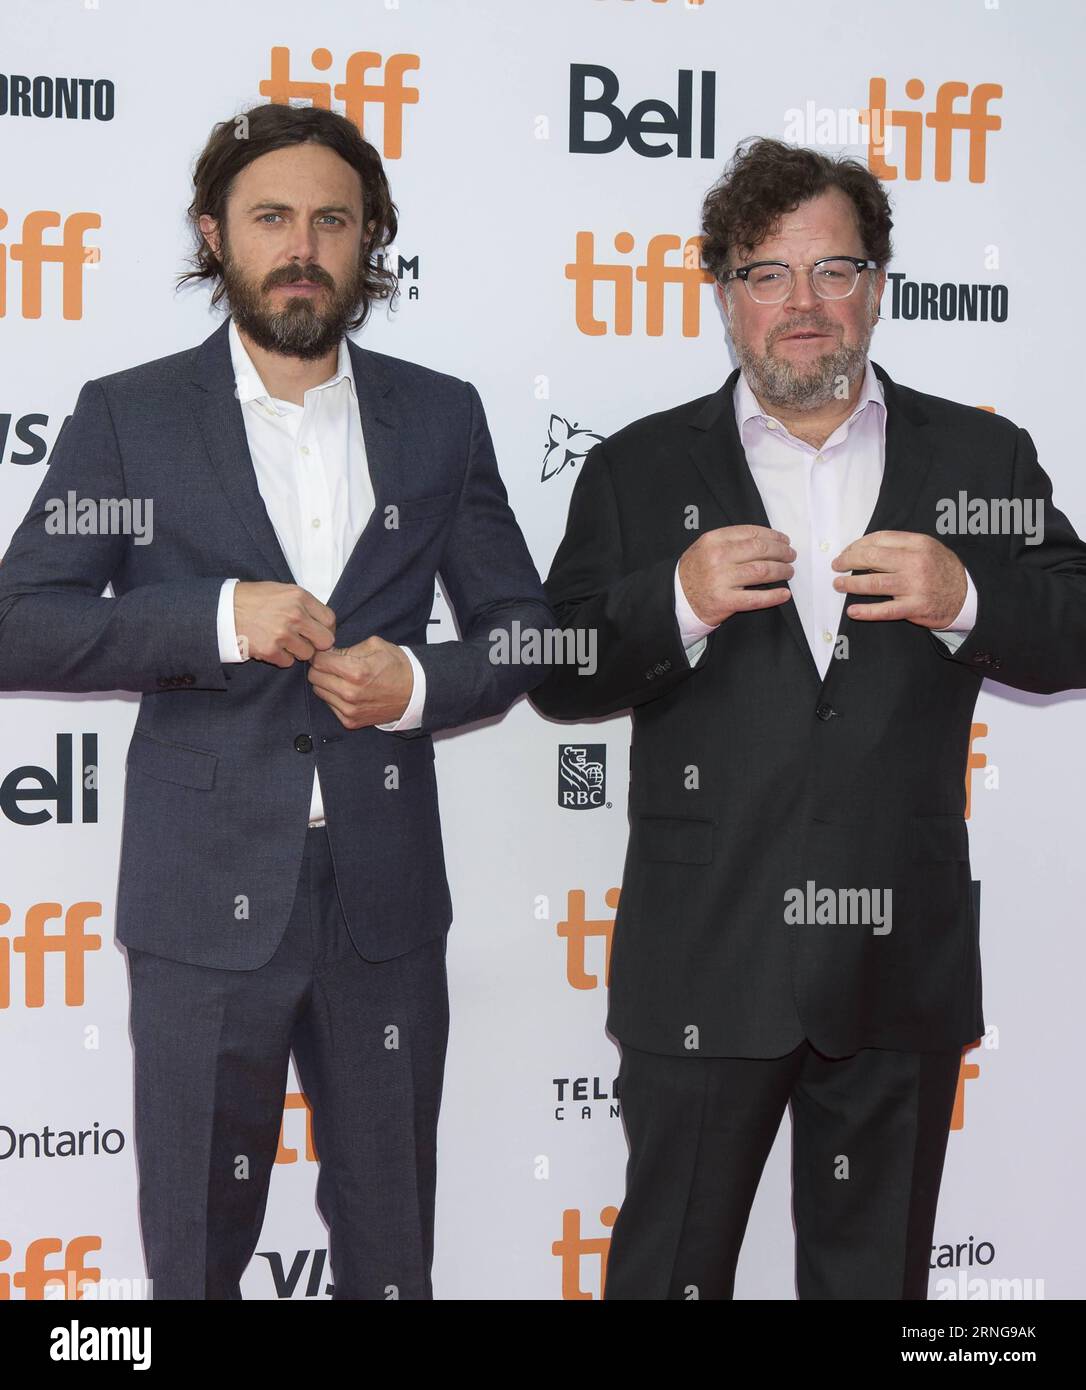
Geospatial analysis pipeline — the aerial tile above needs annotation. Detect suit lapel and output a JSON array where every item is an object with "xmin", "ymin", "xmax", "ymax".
[
  {"xmin": 189, "ymin": 318, "xmax": 405, "ymax": 623},
  {"xmin": 686, "ymin": 361, "xmax": 933, "ymax": 692},
  {"xmin": 326, "ymin": 338, "xmax": 400, "ymax": 620},
  {"xmin": 687, "ymin": 369, "xmax": 819, "ymax": 684},
  {"xmin": 191, "ymin": 318, "xmax": 296, "ymax": 585}
]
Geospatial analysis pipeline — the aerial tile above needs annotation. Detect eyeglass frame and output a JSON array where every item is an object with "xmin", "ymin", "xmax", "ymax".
[{"xmin": 720, "ymin": 256, "xmax": 880, "ymax": 302}]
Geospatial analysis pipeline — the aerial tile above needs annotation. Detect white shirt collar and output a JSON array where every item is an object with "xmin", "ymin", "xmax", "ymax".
[
  {"xmin": 228, "ymin": 316, "xmax": 355, "ymax": 414},
  {"xmin": 734, "ymin": 356, "xmax": 885, "ymax": 439}
]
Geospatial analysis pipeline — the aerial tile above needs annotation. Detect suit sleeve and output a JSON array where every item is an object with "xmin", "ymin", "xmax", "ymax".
[
  {"xmin": 0, "ymin": 378, "xmax": 228, "ymax": 694},
  {"xmin": 398, "ymin": 381, "xmax": 554, "ymax": 735},
  {"xmin": 933, "ymin": 425, "xmax": 1086, "ymax": 693},
  {"xmin": 528, "ymin": 439, "xmax": 701, "ymax": 720}
]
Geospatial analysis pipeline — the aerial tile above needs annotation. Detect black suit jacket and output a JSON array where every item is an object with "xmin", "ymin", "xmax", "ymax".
[{"xmin": 530, "ymin": 361, "xmax": 1086, "ymax": 1058}]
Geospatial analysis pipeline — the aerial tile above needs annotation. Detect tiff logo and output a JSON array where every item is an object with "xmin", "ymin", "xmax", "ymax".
[
  {"xmin": 565, "ymin": 231, "xmax": 711, "ymax": 335},
  {"xmin": 260, "ymin": 46, "xmax": 420, "ymax": 158},
  {"xmin": 0, "ymin": 1235, "xmax": 101, "ymax": 1299},
  {"xmin": 0, "ymin": 210, "xmax": 101, "ymax": 319},
  {"xmin": 552, "ymin": 1207, "xmax": 619, "ymax": 1300},
  {"xmin": 558, "ymin": 887, "xmax": 620, "ymax": 989},
  {"xmin": 861, "ymin": 77, "xmax": 1002, "ymax": 183},
  {"xmin": 0, "ymin": 903, "xmax": 103, "ymax": 1008}
]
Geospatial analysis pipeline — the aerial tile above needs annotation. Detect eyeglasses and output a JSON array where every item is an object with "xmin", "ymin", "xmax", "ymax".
[{"xmin": 721, "ymin": 256, "xmax": 879, "ymax": 304}]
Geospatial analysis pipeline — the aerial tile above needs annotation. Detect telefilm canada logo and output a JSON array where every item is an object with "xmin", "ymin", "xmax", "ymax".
[{"xmin": 558, "ymin": 745, "xmax": 607, "ymax": 810}]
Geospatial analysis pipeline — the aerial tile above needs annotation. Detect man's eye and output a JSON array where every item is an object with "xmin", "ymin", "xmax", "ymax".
[{"xmin": 259, "ymin": 213, "xmax": 282, "ymax": 223}]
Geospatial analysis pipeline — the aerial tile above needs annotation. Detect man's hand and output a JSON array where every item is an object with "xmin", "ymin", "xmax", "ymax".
[
  {"xmin": 307, "ymin": 636, "xmax": 413, "ymax": 729},
  {"xmin": 832, "ymin": 531, "xmax": 967, "ymax": 627},
  {"xmin": 233, "ymin": 582, "xmax": 336, "ymax": 667},
  {"xmin": 677, "ymin": 524, "xmax": 796, "ymax": 627}
]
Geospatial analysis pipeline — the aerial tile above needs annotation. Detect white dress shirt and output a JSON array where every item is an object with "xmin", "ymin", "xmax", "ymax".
[
  {"xmin": 217, "ymin": 319, "xmax": 425, "ymax": 826},
  {"xmin": 674, "ymin": 360, "xmax": 977, "ymax": 673}
]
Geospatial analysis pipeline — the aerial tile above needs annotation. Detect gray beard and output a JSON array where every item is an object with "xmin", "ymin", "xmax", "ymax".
[{"xmin": 732, "ymin": 330, "xmax": 873, "ymax": 411}]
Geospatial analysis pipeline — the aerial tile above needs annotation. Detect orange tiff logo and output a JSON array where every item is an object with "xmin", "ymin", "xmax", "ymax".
[
  {"xmin": 861, "ymin": 77, "xmax": 1002, "ymax": 183},
  {"xmin": 0, "ymin": 903, "xmax": 102, "ymax": 1008},
  {"xmin": 260, "ymin": 46, "xmax": 420, "ymax": 158},
  {"xmin": 553, "ymin": 1207, "xmax": 619, "ymax": 1300},
  {"xmin": 0, "ymin": 1237, "xmax": 101, "ymax": 1299},
  {"xmin": 276, "ymin": 1091, "xmax": 318, "ymax": 1164},
  {"xmin": 558, "ymin": 888, "xmax": 620, "ymax": 989},
  {"xmin": 566, "ymin": 232, "xmax": 712, "ymax": 336},
  {"xmin": 0, "ymin": 211, "xmax": 100, "ymax": 319}
]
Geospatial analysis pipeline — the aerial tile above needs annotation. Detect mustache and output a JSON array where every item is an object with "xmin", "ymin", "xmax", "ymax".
[
  {"xmin": 771, "ymin": 322, "xmax": 838, "ymax": 342},
  {"xmin": 264, "ymin": 264, "xmax": 334, "ymax": 291}
]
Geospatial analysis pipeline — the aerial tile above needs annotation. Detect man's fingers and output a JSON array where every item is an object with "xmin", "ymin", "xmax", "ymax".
[
  {"xmin": 845, "ymin": 599, "xmax": 911, "ymax": 622},
  {"xmin": 307, "ymin": 665, "xmax": 358, "ymax": 702},
  {"xmin": 729, "ymin": 586, "xmax": 792, "ymax": 611},
  {"xmin": 833, "ymin": 570, "xmax": 903, "ymax": 596},
  {"xmin": 299, "ymin": 591, "xmax": 336, "ymax": 634},
  {"xmin": 732, "ymin": 559, "xmax": 795, "ymax": 586}
]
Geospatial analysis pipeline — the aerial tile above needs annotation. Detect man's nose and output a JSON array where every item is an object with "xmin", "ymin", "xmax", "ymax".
[
  {"xmin": 284, "ymin": 221, "xmax": 321, "ymax": 265},
  {"xmin": 782, "ymin": 265, "xmax": 820, "ymax": 313}
]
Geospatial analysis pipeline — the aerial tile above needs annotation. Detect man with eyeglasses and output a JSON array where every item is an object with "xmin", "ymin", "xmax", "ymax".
[{"xmin": 531, "ymin": 137, "xmax": 1086, "ymax": 1298}]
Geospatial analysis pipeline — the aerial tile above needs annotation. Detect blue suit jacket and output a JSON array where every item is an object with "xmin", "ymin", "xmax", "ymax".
[{"xmin": 0, "ymin": 318, "xmax": 552, "ymax": 966}]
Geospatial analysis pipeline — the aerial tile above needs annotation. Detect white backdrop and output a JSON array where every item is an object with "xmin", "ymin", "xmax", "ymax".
[{"xmin": 1, "ymin": 0, "xmax": 1083, "ymax": 1301}]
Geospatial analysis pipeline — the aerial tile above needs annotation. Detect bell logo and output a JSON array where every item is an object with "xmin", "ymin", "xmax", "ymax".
[
  {"xmin": 0, "ymin": 210, "xmax": 101, "ymax": 319},
  {"xmin": 0, "ymin": 1236, "xmax": 102, "ymax": 1299},
  {"xmin": 558, "ymin": 888, "xmax": 619, "ymax": 989},
  {"xmin": 565, "ymin": 231, "xmax": 712, "ymax": 336},
  {"xmin": 0, "ymin": 903, "xmax": 103, "ymax": 1009},
  {"xmin": 569, "ymin": 64, "xmax": 716, "ymax": 159},
  {"xmin": 259, "ymin": 46, "xmax": 420, "ymax": 158},
  {"xmin": 861, "ymin": 77, "xmax": 1002, "ymax": 183},
  {"xmin": 1, "ymin": 733, "xmax": 99, "ymax": 826},
  {"xmin": 552, "ymin": 1207, "xmax": 619, "ymax": 1300}
]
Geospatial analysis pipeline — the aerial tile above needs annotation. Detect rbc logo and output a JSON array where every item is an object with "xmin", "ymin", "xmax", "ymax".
[{"xmin": 558, "ymin": 745, "xmax": 606, "ymax": 810}]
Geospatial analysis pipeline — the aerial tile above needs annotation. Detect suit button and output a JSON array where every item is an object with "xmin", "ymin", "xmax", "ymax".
[
  {"xmin": 294, "ymin": 734, "xmax": 314, "ymax": 753},
  {"xmin": 815, "ymin": 702, "xmax": 838, "ymax": 721}
]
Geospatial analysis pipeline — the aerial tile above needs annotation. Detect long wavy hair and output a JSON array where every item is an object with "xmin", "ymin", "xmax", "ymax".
[{"xmin": 177, "ymin": 102, "xmax": 400, "ymax": 329}]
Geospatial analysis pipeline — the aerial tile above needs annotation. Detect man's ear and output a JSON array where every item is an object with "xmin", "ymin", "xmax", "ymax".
[
  {"xmin": 714, "ymin": 280, "xmax": 730, "ymax": 322},
  {"xmin": 198, "ymin": 214, "xmax": 221, "ymax": 260},
  {"xmin": 872, "ymin": 266, "xmax": 887, "ymax": 325}
]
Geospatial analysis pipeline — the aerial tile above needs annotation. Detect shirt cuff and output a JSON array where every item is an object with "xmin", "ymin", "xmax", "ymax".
[
  {"xmin": 217, "ymin": 578, "xmax": 246, "ymax": 662},
  {"xmin": 931, "ymin": 567, "xmax": 977, "ymax": 651},
  {"xmin": 674, "ymin": 559, "xmax": 717, "ymax": 666},
  {"xmin": 376, "ymin": 645, "xmax": 426, "ymax": 730}
]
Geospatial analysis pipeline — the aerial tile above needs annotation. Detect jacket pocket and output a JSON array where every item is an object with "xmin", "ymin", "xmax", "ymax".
[
  {"xmin": 125, "ymin": 731, "xmax": 218, "ymax": 790},
  {"xmin": 637, "ymin": 814, "xmax": 713, "ymax": 865}
]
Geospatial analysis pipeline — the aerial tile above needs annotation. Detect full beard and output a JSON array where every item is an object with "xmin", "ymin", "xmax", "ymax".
[
  {"xmin": 220, "ymin": 248, "xmax": 368, "ymax": 361},
  {"xmin": 730, "ymin": 300, "xmax": 877, "ymax": 411}
]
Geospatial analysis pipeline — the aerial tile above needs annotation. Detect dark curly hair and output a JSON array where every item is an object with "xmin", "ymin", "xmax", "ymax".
[
  {"xmin": 176, "ymin": 102, "xmax": 399, "ymax": 329},
  {"xmin": 701, "ymin": 137, "xmax": 893, "ymax": 282}
]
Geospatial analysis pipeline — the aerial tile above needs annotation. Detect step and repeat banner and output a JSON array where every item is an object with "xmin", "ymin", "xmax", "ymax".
[{"xmin": 2, "ymin": 0, "xmax": 1083, "ymax": 1301}]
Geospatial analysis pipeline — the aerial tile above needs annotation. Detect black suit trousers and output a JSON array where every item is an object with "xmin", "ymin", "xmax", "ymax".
[{"xmin": 603, "ymin": 1038, "xmax": 961, "ymax": 1300}]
